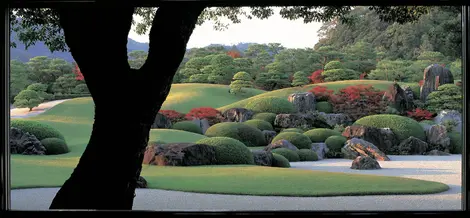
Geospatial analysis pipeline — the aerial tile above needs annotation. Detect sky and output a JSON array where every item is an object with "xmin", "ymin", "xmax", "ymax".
[{"xmin": 127, "ymin": 8, "xmax": 324, "ymax": 49}]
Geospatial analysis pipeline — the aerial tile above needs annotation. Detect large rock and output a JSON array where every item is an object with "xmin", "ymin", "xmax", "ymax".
[
  {"xmin": 274, "ymin": 112, "xmax": 331, "ymax": 130},
  {"xmin": 341, "ymin": 138, "xmax": 390, "ymax": 161},
  {"xmin": 397, "ymin": 136, "xmax": 428, "ymax": 155},
  {"xmin": 385, "ymin": 83, "xmax": 414, "ymax": 113},
  {"xmin": 351, "ymin": 156, "xmax": 381, "ymax": 170},
  {"xmin": 426, "ymin": 125, "xmax": 451, "ymax": 152},
  {"xmin": 402, "ymin": 85, "xmax": 415, "ymax": 100},
  {"xmin": 151, "ymin": 113, "xmax": 172, "ymax": 129},
  {"xmin": 222, "ymin": 108, "xmax": 254, "ymax": 122},
  {"xmin": 420, "ymin": 64, "xmax": 454, "ymax": 102},
  {"xmin": 262, "ymin": 130, "xmax": 277, "ymax": 145},
  {"xmin": 136, "ymin": 176, "xmax": 148, "ymax": 188},
  {"xmin": 311, "ymin": 143, "xmax": 329, "ymax": 160},
  {"xmin": 425, "ymin": 149, "xmax": 451, "ymax": 156},
  {"xmin": 288, "ymin": 92, "xmax": 316, "ymax": 113},
  {"xmin": 252, "ymin": 150, "xmax": 274, "ymax": 166},
  {"xmin": 318, "ymin": 112, "xmax": 352, "ymax": 127},
  {"xmin": 342, "ymin": 125, "xmax": 400, "ymax": 154},
  {"xmin": 433, "ymin": 110, "xmax": 462, "ymax": 134},
  {"xmin": 145, "ymin": 143, "xmax": 217, "ymax": 166},
  {"xmin": 192, "ymin": 118, "xmax": 211, "ymax": 134},
  {"xmin": 265, "ymin": 139, "xmax": 299, "ymax": 152},
  {"xmin": 10, "ymin": 127, "xmax": 46, "ymax": 155}
]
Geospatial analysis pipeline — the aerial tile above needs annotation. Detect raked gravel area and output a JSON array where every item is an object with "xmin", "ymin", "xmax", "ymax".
[{"xmin": 10, "ymin": 155, "xmax": 462, "ymax": 211}]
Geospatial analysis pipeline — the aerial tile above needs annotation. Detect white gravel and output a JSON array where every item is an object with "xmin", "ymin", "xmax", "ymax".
[
  {"xmin": 10, "ymin": 155, "xmax": 462, "ymax": 211},
  {"xmin": 10, "ymin": 99, "xmax": 71, "ymax": 119}
]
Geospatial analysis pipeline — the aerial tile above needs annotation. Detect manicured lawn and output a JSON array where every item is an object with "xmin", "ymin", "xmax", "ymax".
[
  {"xmin": 10, "ymin": 81, "xmax": 451, "ymax": 197},
  {"xmin": 218, "ymin": 80, "xmax": 395, "ymax": 111}
]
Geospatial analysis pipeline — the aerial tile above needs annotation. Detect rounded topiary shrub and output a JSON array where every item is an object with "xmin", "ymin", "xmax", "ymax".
[
  {"xmin": 196, "ymin": 137, "xmax": 255, "ymax": 165},
  {"xmin": 271, "ymin": 132, "xmax": 312, "ymax": 149},
  {"xmin": 426, "ymin": 84, "xmax": 462, "ymax": 113},
  {"xmin": 252, "ymin": 112, "xmax": 277, "ymax": 125},
  {"xmin": 40, "ymin": 138, "xmax": 69, "ymax": 155},
  {"xmin": 354, "ymin": 114, "xmax": 425, "ymax": 141},
  {"xmin": 171, "ymin": 121, "xmax": 203, "ymax": 134},
  {"xmin": 11, "ymin": 119, "xmax": 65, "ymax": 141},
  {"xmin": 243, "ymin": 119, "xmax": 274, "ymax": 131},
  {"xmin": 272, "ymin": 148, "xmax": 300, "ymax": 162},
  {"xmin": 272, "ymin": 153, "xmax": 291, "ymax": 168},
  {"xmin": 420, "ymin": 120, "xmax": 435, "ymax": 125},
  {"xmin": 245, "ymin": 97, "xmax": 296, "ymax": 114},
  {"xmin": 316, "ymin": 101, "xmax": 333, "ymax": 113},
  {"xmin": 204, "ymin": 122, "xmax": 265, "ymax": 147},
  {"xmin": 448, "ymin": 132, "xmax": 462, "ymax": 154},
  {"xmin": 281, "ymin": 128, "xmax": 305, "ymax": 134},
  {"xmin": 297, "ymin": 149, "xmax": 319, "ymax": 161},
  {"xmin": 325, "ymin": 135, "xmax": 347, "ymax": 153},
  {"xmin": 303, "ymin": 128, "xmax": 342, "ymax": 143}
]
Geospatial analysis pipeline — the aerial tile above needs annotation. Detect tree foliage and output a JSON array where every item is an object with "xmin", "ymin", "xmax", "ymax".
[
  {"xmin": 229, "ymin": 71, "xmax": 253, "ymax": 94},
  {"xmin": 13, "ymin": 89, "xmax": 43, "ymax": 111}
]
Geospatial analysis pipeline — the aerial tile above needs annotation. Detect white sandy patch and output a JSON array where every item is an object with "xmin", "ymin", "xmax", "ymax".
[{"xmin": 10, "ymin": 99, "xmax": 71, "ymax": 119}]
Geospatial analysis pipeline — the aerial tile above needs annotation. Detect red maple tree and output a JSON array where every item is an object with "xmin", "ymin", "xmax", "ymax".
[
  {"xmin": 406, "ymin": 108, "xmax": 435, "ymax": 121},
  {"xmin": 159, "ymin": 110, "xmax": 186, "ymax": 123},
  {"xmin": 418, "ymin": 80, "xmax": 424, "ymax": 87},
  {"xmin": 185, "ymin": 107, "xmax": 224, "ymax": 125},
  {"xmin": 227, "ymin": 50, "xmax": 241, "ymax": 59},
  {"xmin": 329, "ymin": 85, "xmax": 387, "ymax": 120},
  {"xmin": 308, "ymin": 85, "xmax": 334, "ymax": 101},
  {"xmin": 309, "ymin": 69, "xmax": 324, "ymax": 84},
  {"xmin": 74, "ymin": 64, "xmax": 84, "ymax": 81}
]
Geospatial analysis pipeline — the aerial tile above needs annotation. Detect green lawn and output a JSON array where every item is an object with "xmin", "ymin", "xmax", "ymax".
[
  {"xmin": 10, "ymin": 80, "xmax": 451, "ymax": 197},
  {"xmin": 218, "ymin": 80, "xmax": 396, "ymax": 112}
]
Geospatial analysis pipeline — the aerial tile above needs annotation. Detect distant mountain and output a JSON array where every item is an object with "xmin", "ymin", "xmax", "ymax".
[{"xmin": 10, "ymin": 28, "xmax": 260, "ymax": 63}]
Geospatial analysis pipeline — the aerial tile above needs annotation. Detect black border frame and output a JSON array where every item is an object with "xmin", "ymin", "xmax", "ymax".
[{"xmin": 1, "ymin": 0, "xmax": 469, "ymax": 215}]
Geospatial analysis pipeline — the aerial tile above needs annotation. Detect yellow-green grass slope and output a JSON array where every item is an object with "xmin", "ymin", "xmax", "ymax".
[
  {"xmin": 11, "ymin": 85, "xmax": 450, "ymax": 197},
  {"xmin": 219, "ymin": 80, "xmax": 409, "ymax": 112}
]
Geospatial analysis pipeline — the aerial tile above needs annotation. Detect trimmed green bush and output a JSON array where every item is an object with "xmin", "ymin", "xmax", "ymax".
[
  {"xmin": 426, "ymin": 84, "xmax": 462, "ymax": 113},
  {"xmin": 11, "ymin": 119, "xmax": 65, "ymax": 141},
  {"xmin": 303, "ymin": 128, "xmax": 342, "ymax": 143},
  {"xmin": 171, "ymin": 121, "xmax": 203, "ymax": 134},
  {"xmin": 204, "ymin": 122, "xmax": 265, "ymax": 147},
  {"xmin": 325, "ymin": 135, "xmax": 347, "ymax": 153},
  {"xmin": 272, "ymin": 148, "xmax": 300, "ymax": 162},
  {"xmin": 40, "ymin": 138, "xmax": 69, "ymax": 155},
  {"xmin": 316, "ymin": 101, "xmax": 333, "ymax": 113},
  {"xmin": 448, "ymin": 132, "xmax": 462, "ymax": 154},
  {"xmin": 245, "ymin": 97, "xmax": 296, "ymax": 114},
  {"xmin": 243, "ymin": 119, "xmax": 274, "ymax": 131},
  {"xmin": 252, "ymin": 112, "xmax": 277, "ymax": 125},
  {"xmin": 420, "ymin": 120, "xmax": 435, "ymax": 125},
  {"xmin": 271, "ymin": 132, "xmax": 312, "ymax": 149},
  {"xmin": 297, "ymin": 149, "xmax": 319, "ymax": 161},
  {"xmin": 272, "ymin": 153, "xmax": 291, "ymax": 168},
  {"xmin": 281, "ymin": 128, "xmax": 305, "ymax": 134},
  {"xmin": 196, "ymin": 137, "xmax": 255, "ymax": 165},
  {"xmin": 354, "ymin": 114, "xmax": 425, "ymax": 141}
]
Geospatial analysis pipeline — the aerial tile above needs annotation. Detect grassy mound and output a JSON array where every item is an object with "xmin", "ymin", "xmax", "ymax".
[
  {"xmin": 297, "ymin": 149, "xmax": 319, "ymax": 161},
  {"xmin": 204, "ymin": 122, "xmax": 265, "ymax": 147},
  {"xmin": 272, "ymin": 148, "xmax": 300, "ymax": 162},
  {"xmin": 325, "ymin": 135, "xmax": 348, "ymax": 158},
  {"xmin": 219, "ymin": 80, "xmax": 395, "ymax": 111},
  {"xmin": 244, "ymin": 96, "xmax": 296, "ymax": 114},
  {"xmin": 316, "ymin": 101, "xmax": 333, "ymax": 113},
  {"xmin": 354, "ymin": 114, "xmax": 425, "ymax": 141},
  {"xmin": 40, "ymin": 138, "xmax": 69, "ymax": 155},
  {"xmin": 271, "ymin": 132, "xmax": 312, "ymax": 149},
  {"xmin": 243, "ymin": 119, "xmax": 274, "ymax": 131},
  {"xmin": 11, "ymin": 119, "xmax": 66, "ymax": 141},
  {"xmin": 196, "ymin": 137, "xmax": 255, "ymax": 165},
  {"xmin": 281, "ymin": 128, "xmax": 305, "ymax": 134},
  {"xmin": 304, "ymin": 128, "xmax": 342, "ymax": 143},
  {"xmin": 252, "ymin": 112, "xmax": 277, "ymax": 125},
  {"xmin": 272, "ymin": 154, "xmax": 291, "ymax": 168},
  {"xmin": 171, "ymin": 121, "xmax": 203, "ymax": 134}
]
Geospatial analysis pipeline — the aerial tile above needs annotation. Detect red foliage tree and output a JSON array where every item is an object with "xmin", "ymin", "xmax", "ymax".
[
  {"xmin": 308, "ymin": 85, "xmax": 334, "ymax": 101},
  {"xmin": 418, "ymin": 80, "xmax": 424, "ymax": 87},
  {"xmin": 74, "ymin": 64, "xmax": 84, "ymax": 81},
  {"xmin": 329, "ymin": 85, "xmax": 387, "ymax": 121},
  {"xmin": 359, "ymin": 72, "xmax": 367, "ymax": 80},
  {"xmin": 159, "ymin": 110, "xmax": 186, "ymax": 123},
  {"xmin": 309, "ymin": 69, "xmax": 324, "ymax": 84},
  {"xmin": 185, "ymin": 107, "xmax": 224, "ymax": 125},
  {"xmin": 227, "ymin": 50, "xmax": 241, "ymax": 59},
  {"xmin": 406, "ymin": 108, "xmax": 435, "ymax": 121}
]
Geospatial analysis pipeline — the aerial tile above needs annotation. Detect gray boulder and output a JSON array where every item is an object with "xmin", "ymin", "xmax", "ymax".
[
  {"xmin": 265, "ymin": 139, "xmax": 299, "ymax": 152},
  {"xmin": 318, "ymin": 112, "xmax": 352, "ymax": 127},
  {"xmin": 136, "ymin": 176, "xmax": 148, "ymax": 188},
  {"xmin": 311, "ymin": 143, "xmax": 329, "ymax": 160},
  {"xmin": 342, "ymin": 125, "xmax": 399, "ymax": 154},
  {"xmin": 351, "ymin": 156, "xmax": 381, "ymax": 170},
  {"xmin": 262, "ymin": 130, "xmax": 277, "ymax": 145},
  {"xmin": 420, "ymin": 64, "xmax": 454, "ymax": 102},
  {"xmin": 10, "ymin": 127, "xmax": 46, "ymax": 155},
  {"xmin": 433, "ymin": 110, "xmax": 462, "ymax": 134},
  {"xmin": 222, "ymin": 108, "xmax": 254, "ymax": 122},
  {"xmin": 342, "ymin": 138, "xmax": 390, "ymax": 161},
  {"xmin": 151, "ymin": 113, "xmax": 172, "ymax": 129},
  {"xmin": 288, "ymin": 92, "xmax": 316, "ymax": 113},
  {"xmin": 425, "ymin": 149, "xmax": 451, "ymax": 156},
  {"xmin": 426, "ymin": 125, "xmax": 451, "ymax": 152},
  {"xmin": 252, "ymin": 150, "xmax": 274, "ymax": 166},
  {"xmin": 192, "ymin": 118, "xmax": 211, "ymax": 134},
  {"xmin": 397, "ymin": 136, "xmax": 428, "ymax": 155}
]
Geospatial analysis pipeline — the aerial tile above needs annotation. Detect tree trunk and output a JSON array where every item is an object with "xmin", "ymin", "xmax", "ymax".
[{"xmin": 49, "ymin": 4, "xmax": 205, "ymax": 210}]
